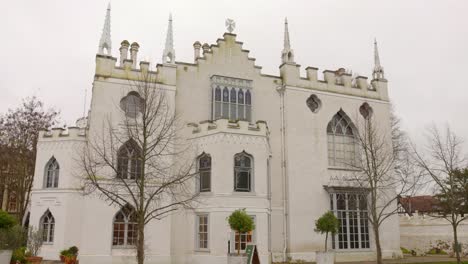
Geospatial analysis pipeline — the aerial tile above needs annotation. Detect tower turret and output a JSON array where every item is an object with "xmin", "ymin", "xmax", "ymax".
[
  {"xmin": 98, "ymin": 3, "xmax": 112, "ymax": 55},
  {"xmin": 162, "ymin": 14, "xmax": 175, "ymax": 64},
  {"xmin": 281, "ymin": 18, "xmax": 295, "ymax": 64},
  {"xmin": 372, "ymin": 39, "xmax": 385, "ymax": 80}
]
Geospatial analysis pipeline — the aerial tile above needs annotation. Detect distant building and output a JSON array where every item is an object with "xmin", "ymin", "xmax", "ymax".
[{"xmin": 28, "ymin": 5, "xmax": 399, "ymax": 264}]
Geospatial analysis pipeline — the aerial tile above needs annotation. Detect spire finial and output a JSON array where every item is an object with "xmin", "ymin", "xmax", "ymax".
[
  {"xmin": 98, "ymin": 2, "xmax": 112, "ymax": 55},
  {"xmin": 281, "ymin": 17, "xmax": 295, "ymax": 64},
  {"xmin": 372, "ymin": 38, "xmax": 385, "ymax": 80},
  {"xmin": 162, "ymin": 13, "xmax": 175, "ymax": 64}
]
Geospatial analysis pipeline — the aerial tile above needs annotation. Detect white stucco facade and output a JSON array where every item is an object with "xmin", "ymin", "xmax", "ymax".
[{"xmin": 29, "ymin": 12, "xmax": 401, "ymax": 264}]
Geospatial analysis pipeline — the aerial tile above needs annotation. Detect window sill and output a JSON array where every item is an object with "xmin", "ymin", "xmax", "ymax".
[
  {"xmin": 112, "ymin": 246, "xmax": 137, "ymax": 249},
  {"xmin": 43, "ymin": 242, "xmax": 54, "ymax": 246},
  {"xmin": 194, "ymin": 249, "xmax": 210, "ymax": 253},
  {"xmin": 328, "ymin": 166, "xmax": 361, "ymax": 172},
  {"xmin": 231, "ymin": 191, "xmax": 256, "ymax": 196},
  {"xmin": 333, "ymin": 248, "xmax": 372, "ymax": 252}
]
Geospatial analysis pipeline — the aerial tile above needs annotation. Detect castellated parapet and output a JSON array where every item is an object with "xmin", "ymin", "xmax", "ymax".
[
  {"xmin": 188, "ymin": 119, "xmax": 268, "ymax": 138},
  {"xmin": 39, "ymin": 127, "xmax": 87, "ymax": 142}
]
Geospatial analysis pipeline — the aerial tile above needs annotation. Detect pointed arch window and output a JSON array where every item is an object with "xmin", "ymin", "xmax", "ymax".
[
  {"xmin": 112, "ymin": 204, "xmax": 138, "ymax": 247},
  {"xmin": 211, "ymin": 76, "xmax": 252, "ymax": 122},
  {"xmin": 40, "ymin": 210, "xmax": 55, "ymax": 243},
  {"xmin": 117, "ymin": 139, "xmax": 142, "ymax": 179},
  {"xmin": 44, "ymin": 157, "xmax": 59, "ymax": 188},
  {"xmin": 327, "ymin": 111, "xmax": 357, "ymax": 167},
  {"xmin": 234, "ymin": 152, "xmax": 253, "ymax": 192},
  {"xmin": 198, "ymin": 154, "xmax": 211, "ymax": 192}
]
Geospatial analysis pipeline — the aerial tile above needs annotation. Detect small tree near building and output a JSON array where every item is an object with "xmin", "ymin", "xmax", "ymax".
[
  {"xmin": 228, "ymin": 209, "xmax": 255, "ymax": 255},
  {"xmin": 314, "ymin": 211, "xmax": 339, "ymax": 252},
  {"xmin": 412, "ymin": 126, "xmax": 468, "ymax": 264}
]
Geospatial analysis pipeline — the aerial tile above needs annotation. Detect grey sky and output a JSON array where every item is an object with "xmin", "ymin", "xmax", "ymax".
[{"xmin": 2, "ymin": 0, "xmax": 467, "ymax": 147}]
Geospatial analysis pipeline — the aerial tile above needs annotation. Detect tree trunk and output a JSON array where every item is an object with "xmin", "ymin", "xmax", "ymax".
[
  {"xmin": 452, "ymin": 219, "xmax": 461, "ymax": 264},
  {"xmin": 374, "ymin": 225, "xmax": 383, "ymax": 264},
  {"xmin": 137, "ymin": 222, "xmax": 145, "ymax": 264},
  {"xmin": 237, "ymin": 232, "xmax": 240, "ymax": 255},
  {"xmin": 325, "ymin": 232, "xmax": 328, "ymax": 252}
]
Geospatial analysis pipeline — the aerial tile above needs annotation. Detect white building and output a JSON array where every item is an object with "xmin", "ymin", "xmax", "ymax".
[{"xmin": 28, "ymin": 5, "xmax": 401, "ymax": 264}]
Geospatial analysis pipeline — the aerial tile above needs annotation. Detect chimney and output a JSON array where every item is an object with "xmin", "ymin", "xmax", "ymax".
[
  {"xmin": 202, "ymin": 43, "xmax": 210, "ymax": 54},
  {"xmin": 119, "ymin": 40, "xmax": 130, "ymax": 66},
  {"xmin": 193, "ymin": 41, "xmax": 201, "ymax": 61},
  {"xmin": 130, "ymin": 42, "xmax": 140, "ymax": 69}
]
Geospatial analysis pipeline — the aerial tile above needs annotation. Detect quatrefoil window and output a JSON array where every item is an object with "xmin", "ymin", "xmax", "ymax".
[
  {"xmin": 359, "ymin": 102, "xmax": 373, "ymax": 119},
  {"xmin": 306, "ymin": 94, "xmax": 322, "ymax": 113}
]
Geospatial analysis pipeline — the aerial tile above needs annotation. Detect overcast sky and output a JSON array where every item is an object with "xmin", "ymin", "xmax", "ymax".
[{"xmin": 2, "ymin": 0, "xmax": 467, "ymax": 148}]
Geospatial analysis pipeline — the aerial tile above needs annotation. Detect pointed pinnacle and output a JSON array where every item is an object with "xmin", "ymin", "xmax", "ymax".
[{"xmin": 284, "ymin": 17, "xmax": 290, "ymax": 50}]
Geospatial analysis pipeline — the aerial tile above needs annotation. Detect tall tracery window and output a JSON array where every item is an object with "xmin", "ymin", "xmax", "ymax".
[
  {"xmin": 40, "ymin": 210, "xmax": 55, "ymax": 243},
  {"xmin": 327, "ymin": 111, "xmax": 357, "ymax": 167},
  {"xmin": 44, "ymin": 157, "xmax": 59, "ymax": 188},
  {"xmin": 330, "ymin": 192, "xmax": 369, "ymax": 250},
  {"xmin": 212, "ymin": 76, "xmax": 252, "ymax": 122},
  {"xmin": 117, "ymin": 139, "xmax": 142, "ymax": 179},
  {"xmin": 198, "ymin": 154, "xmax": 211, "ymax": 192},
  {"xmin": 234, "ymin": 152, "xmax": 252, "ymax": 192},
  {"xmin": 113, "ymin": 205, "xmax": 138, "ymax": 247}
]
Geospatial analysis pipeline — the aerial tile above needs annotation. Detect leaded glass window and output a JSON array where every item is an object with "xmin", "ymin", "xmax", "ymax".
[
  {"xmin": 40, "ymin": 210, "xmax": 55, "ymax": 243},
  {"xmin": 330, "ymin": 192, "xmax": 370, "ymax": 250},
  {"xmin": 211, "ymin": 76, "xmax": 252, "ymax": 122},
  {"xmin": 234, "ymin": 152, "xmax": 252, "ymax": 192},
  {"xmin": 44, "ymin": 157, "xmax": 59, "ymax": 188},
  {"xmin": 199, "ymin": 154, "xmax": 211, "ymax": 192},
  {"xmin": 113, "ymin": 205, "xmax": 138, "ymax": 247},
  {"xmin": 327, "ymin": 111, "xmax": 357, "ymax": 167},
  {"xmin": 197, "ymin": 215, "xmax": 209, "ymax": 250},
  {"xmin": 117, "ymin": 139, "xmax": 142, "ymax": 179}
]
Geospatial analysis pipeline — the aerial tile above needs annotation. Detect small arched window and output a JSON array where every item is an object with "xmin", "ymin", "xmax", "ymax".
[
  {"xmin": 113, "ymin": 204, "xmax": 137, "ymax": 247},
  {"xmin": 327, "ymin": 110, "xmax": 357, "ymax": 167},
  {"xmin": 40, "ymin": 210, "xmax": 55, "ymax": 243},
  {"xmin": 117, "ymin": 139, "xmax": 142, "ymax": 179},
  {"xmin": 120, "ymin": 92, "xmax": 144, "ymax": 118},
  {"xmin": 234, "ymin": 152, "xmax": 253, "ymax": 192},
  {"xmin": 44, "ymin": 157, "xmax": 59, "ymax": 188},
  {"xmin": 199, "ymin": 154, "xmax": 211, "ymax": 192}
]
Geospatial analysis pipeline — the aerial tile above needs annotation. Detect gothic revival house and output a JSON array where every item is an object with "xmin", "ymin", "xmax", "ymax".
[{"xmin": 29, "ymin": 5, "xmax": 401, "ymax": 264}]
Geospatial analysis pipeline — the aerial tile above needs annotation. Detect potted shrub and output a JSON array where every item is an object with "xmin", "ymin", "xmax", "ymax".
[
  {"xmin": 26, "ymin": 227, "xmax": 44, "ymax": 264},
  {"xmin": 59, "ymin": 249, "xmax": 69, "ymax": 262},
  {"xmin": 228, "ymin": 209, "xmax": 255, "ymax": 256},
  {"xmin": 63, "ymin": 246, "xmax": 79, "ymax": 264},
  {"xmin": 0, "ymin": 210, "xmax": 25, "ymax": 264},
  {"xmin": 11, "ymin": 246, "xmax": 28, "ymax": 264},
  {"xmin": 314, "ymin": 211, "xmax": 340, "ymax": 264}
]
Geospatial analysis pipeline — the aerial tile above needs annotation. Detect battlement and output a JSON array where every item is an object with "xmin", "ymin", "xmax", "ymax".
[
  {"xmin": 280, "ymin": 63, "xmax": 389, "ymax": 101},
  {"xmin": 95, "ymin": 41, "xmax": 177, "ymax": 86},
  {"xmin": 39, "ymin": 127, "xmax": 87, "ymax": 141},
  {"xmin": 188, "ymin": 119, "xmax": 268, "ymax": 138}
]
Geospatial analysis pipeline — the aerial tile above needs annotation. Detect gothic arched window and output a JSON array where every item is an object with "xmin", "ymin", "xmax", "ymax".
[
  {"xmin": 40, "ymin": 210, "xmax": 55, "ymax": 243},
  {"xmin": 214, "ymin": 86, "xmax": 222, "ymax": 119},
  {"xmin": 234, "ymin": 152, "xmax": 253, "ymax": 192},
  {"xmin": 112, "ymin": 204, "xmax": 137, "ymax": 247},
  {"xmin": 44, "ymin": 157, "xmax": 59, "ymax": 188},
  {"xmin": 327, "ymin": 111, "xmax": 357, "ymax": 167},
  {"xmin": 198, "ymin": 153, "xmax": 211, "ymax": 192},
  {"xmin": 117, "ymin": 139, "xmax": 142, "ymax": 179}
]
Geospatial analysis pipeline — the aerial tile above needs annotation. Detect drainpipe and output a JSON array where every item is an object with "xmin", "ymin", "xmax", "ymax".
[{"xmin": 276, "ymin": 85, "xmax": 289, "ymax": 262}]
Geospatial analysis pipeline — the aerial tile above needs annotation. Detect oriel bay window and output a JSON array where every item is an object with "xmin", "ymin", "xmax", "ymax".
[
  {"xmin": 330, "ymin": 191, "xmax": 370, "ymax": 250},
  {"xmin": 211, "ymin": 75, "xmax": 252, "ymax": 122}
]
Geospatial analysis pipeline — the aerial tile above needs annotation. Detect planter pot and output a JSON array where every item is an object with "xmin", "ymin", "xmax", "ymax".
[
  {"xmin": 64, "ymin": 256, "xmax": 78, "ymax": 264},
  {"xmin": 26, "ymin": 256, "xmax": 43, "ymax": 264},
  {"xmin": 60, "ymin": 255, "xmax": 65, "ymax": 262},
  {"xmin": 0, "ymin": 250, "xmax": 12, "ymax": 264},
  {"xmin": 316, "ymin": 251, "xmax": 335, "ymax": 264}
]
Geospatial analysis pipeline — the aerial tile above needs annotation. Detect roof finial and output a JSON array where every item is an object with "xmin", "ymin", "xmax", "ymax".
[
  {"xmin": 372, "ymin": 38, "xmax": 385, "ymax": 80},
  {"xmin": 98, "ymin": 2, "xmax": 112, "ymax": 55},
  {"xmin": 162, "ymin": 13, "xmax": 175, "ymax": 64},
  {"xmin": 281, "ymin": 17, "xmax": 295, "ymax": 64}
]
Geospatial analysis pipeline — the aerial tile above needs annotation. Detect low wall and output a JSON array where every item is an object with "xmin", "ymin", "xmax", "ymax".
[{"xmin": 400, "ymin": 214, "xmax": 468, "ymax": 254}]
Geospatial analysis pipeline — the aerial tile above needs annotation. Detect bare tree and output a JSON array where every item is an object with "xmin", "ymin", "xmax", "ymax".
[
  {"xmin": 0, "ymin": 97, "xmax": 59, "ymax": 223},
  {"xmin": 412, "ymin": 125, "xmax": 468, "ymax": 264},
  {"xmin": 346, "ymin": 109, "xmax": 420, "ymax": 264},
  {"xmin": 80, "ymin": 71, "xmax": 198, "ymax": 264}
]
